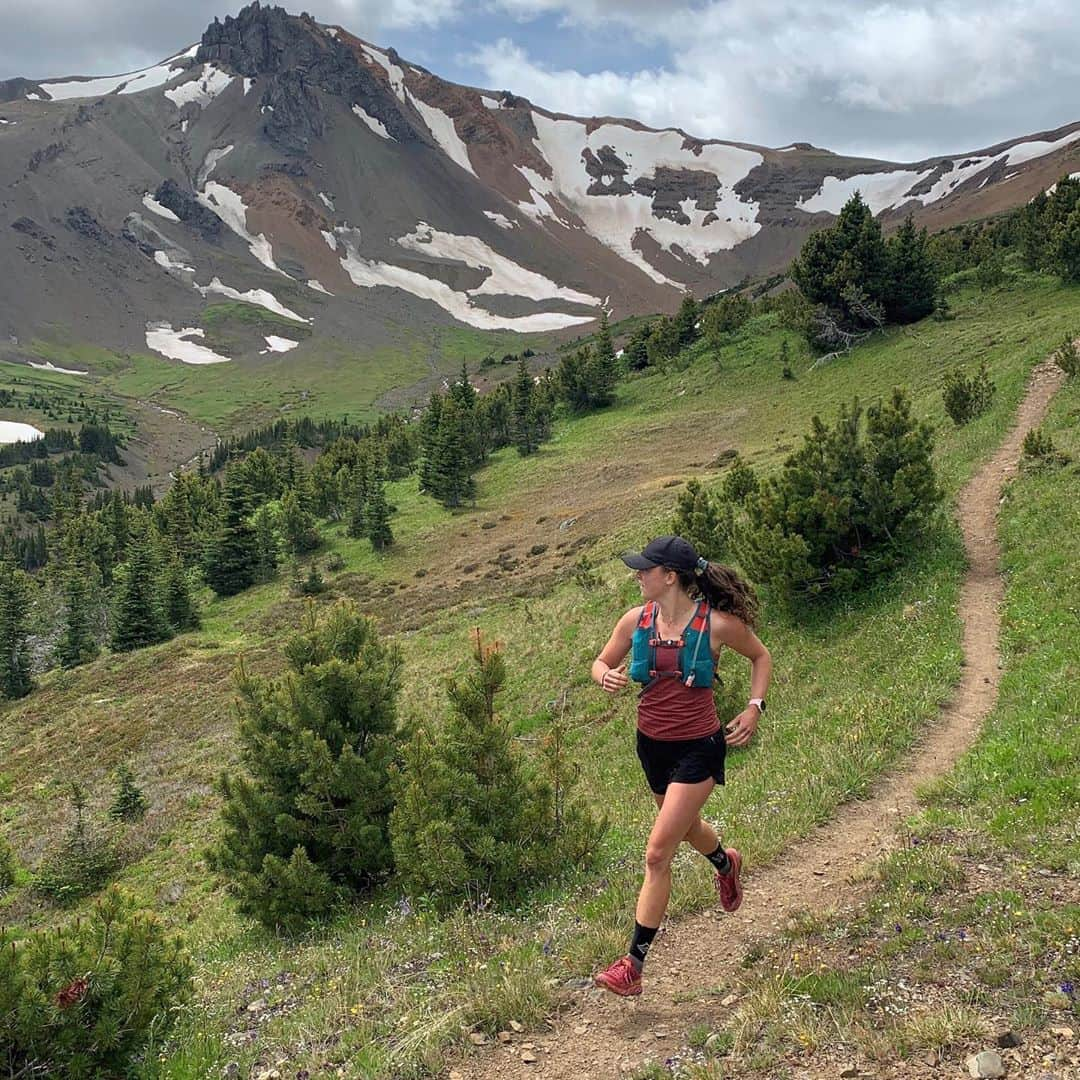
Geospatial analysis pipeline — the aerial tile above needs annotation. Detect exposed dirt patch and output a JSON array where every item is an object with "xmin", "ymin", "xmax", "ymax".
[{"xmin": 446, "ymin": 359, "xmax": 1066, "ymax": 1080}]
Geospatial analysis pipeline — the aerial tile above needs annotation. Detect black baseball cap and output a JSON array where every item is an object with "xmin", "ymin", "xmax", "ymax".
[{"xmin": 621, "ymin": 535, "xmax": 701, "ymax": 572}]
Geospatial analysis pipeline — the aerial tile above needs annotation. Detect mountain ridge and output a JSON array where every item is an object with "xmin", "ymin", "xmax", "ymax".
[{"xmin": 1, "ymin": 1, "xmax": 1078, "ymax": 372}]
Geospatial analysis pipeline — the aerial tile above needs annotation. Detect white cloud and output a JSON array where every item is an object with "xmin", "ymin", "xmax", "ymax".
[{"xmin": 476, "ymin": 1, "xmax": 1080, "ymax": 158}]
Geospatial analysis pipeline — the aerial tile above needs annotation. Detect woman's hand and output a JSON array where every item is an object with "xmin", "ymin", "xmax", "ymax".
[
  {"xmin": 724, "ymin": 707, "xmax": 759, "ymax": 747},
  {"xmin": 600, "ymin": 662, "xmax": 629, "ymax": 694}
]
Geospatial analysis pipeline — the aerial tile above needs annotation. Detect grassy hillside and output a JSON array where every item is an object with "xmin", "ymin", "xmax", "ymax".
[
  {"xmin": 682, "ymin": 371, "xmax": 1080, "ymax": 1078},
  {"xmin": 0, "ymin": 269, "xmax": 1077, "ymax": 1078}
]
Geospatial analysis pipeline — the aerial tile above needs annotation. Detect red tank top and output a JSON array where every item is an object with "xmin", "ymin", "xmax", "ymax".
[{"xmin": 637, "ymin": 639, "xmax": 720, "ymax": 740}]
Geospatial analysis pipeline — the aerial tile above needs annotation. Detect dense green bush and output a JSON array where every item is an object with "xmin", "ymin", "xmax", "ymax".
[
  {"xmin": 0, "ymin": 886, "xmax": 192, "ymax": 1079},
  {"xmin": 390, "ymin": 632, "xmax": 605, "ymax": 908},
  {"xmin": 34, "ymin": 784, "xmax": 123, "ymax": 904},
  {"xmin": 1053, "ymin": 335, "xmax": 1079, "ymax": 378},
  {"xmin": 719, "ymin": 389, "xmax": 941, "ymax": 599},
  {"xmin": 942, "ymin": 362, "xmax": 996, "ymax": 425},
  {"xmin": 109, "ymin": 763, "xmax": 148, "ymax": 822},
  {"xmin": 209, "ymin": 601, "xmax": 402, "ymax": 931}
]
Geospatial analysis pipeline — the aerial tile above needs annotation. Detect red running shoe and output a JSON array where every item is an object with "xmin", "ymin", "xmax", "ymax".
[
  {"xmin": 593, "ymin": 955, "xmax": 642, "ymax": 997},
  {"xmin": 714, "ymin": 848, "xmax": 743, "ymax": 912}
]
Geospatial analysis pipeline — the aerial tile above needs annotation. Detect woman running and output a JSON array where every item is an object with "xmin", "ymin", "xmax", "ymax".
[{"xmin": 591, "ymin": 535, "xmax": 771, "ymax": 997}]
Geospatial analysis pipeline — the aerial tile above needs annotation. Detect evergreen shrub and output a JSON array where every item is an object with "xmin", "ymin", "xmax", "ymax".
[
  {"xmin": 35, "ymin": 784, "xmax": 123, "ymax": 904},
  {"xmin": 209, "ymin": 601, "xmax": 402, "ymax": 931},
  {"xmin": 390, "ymin": 632, "xmax": 605, "ymax": 908},
  {"xmin": 0, "ymin": 886, "xmax": 192, "ymax": 1079},
  {"xmin": 740, "ymin": 389, "xmax": 940, "ymax": 597},
  {"xmin": 942, "ymin": 362, "xmax": 996, "ymax": 425},
  {"xmin": 1053, "ymin": 335, "xmax": 1079, "ymax": 378}
]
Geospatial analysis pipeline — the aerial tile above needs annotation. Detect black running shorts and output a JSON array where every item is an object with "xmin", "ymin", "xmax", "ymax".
[{"xmin": 635, "ymin": 728, "xmax": 726, "ymax": 795}]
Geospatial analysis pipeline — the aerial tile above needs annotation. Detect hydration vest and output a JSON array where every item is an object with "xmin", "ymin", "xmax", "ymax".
[{"xmin": 629, "ymin": 600, "xmax": 714, "ymax": 692}]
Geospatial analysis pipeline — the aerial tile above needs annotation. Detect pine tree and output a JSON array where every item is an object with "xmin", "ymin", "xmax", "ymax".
[
  {"xmin": 366, "ymin": 475, "xmax": 393, "ymax": 551},
  {"xmin": 56, "ymin": 556, "xmax": 100, "ymax": 669},
  {"xmin": 163, "ymin": 558, "xmax": 200, "ymax": 632},
  {"xmin": 427, "ymin": 396, "xmax": 476, "ymax": 507},
  {"xmin": 0, "ymin": 559, "xmax": 33, "ymax": 699},
  {"xmin": 623, "ymin": 325, "xmax": 650, "ymax": 370},
  {"xmin": 281, "ymin": 489, "xmax": 320, "ymax": 554},
  {"xmin": 674, "ymin": 292, "xmax": 700, "ymax": 345},
  {"xmin": 594, "ymin": 310, "xmax": 617, "ymax": 369},
  {"xmin": 346, "ymin": 452, "xmax": 372, "ymax": 539},
  {"xmin": 209, "ymin": 601, "xmax": 403, "ymax": 930},
  {"xmin": 417, "ymin": 390, "xmax": 444, "ymax": 495},
  {"xmin": 204, "ymin": 458, "xmax": 261, "ymax": 598},
  {"xmin": 586, "ymin": 330, "xmax": 619, "ymax": 408},
  {"xmin": 511, "ymin": 356, "xmax": 537, "ymax": 455},
  {"xmin": 885, "ymin": 215, "xmax": 939, "ymax": 323},
  {"xmin": 252, "ymin": 505, "xmax": 279, "ymax": 584},
  {"xmin": 111, "ymin": 521, "xmax": 171, "ymax": 653},
  {"xmin": 1055, "ymin": 206, "xmax": 1080, "ymax": 282},
  {"xmin": 390, "ymin": 632, "xmax": 605, "ymax": 907}
]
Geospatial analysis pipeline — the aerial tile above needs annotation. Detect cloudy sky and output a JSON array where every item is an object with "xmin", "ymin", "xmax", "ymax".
[{"xmin": 2, "ymin": 0, "xmax": 1078, "ymax": 161}]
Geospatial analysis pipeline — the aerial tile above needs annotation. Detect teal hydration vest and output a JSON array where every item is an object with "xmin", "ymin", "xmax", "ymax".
[{"xmin": 629, "ymin": 600, "xmax": 714, "ymax": 691}]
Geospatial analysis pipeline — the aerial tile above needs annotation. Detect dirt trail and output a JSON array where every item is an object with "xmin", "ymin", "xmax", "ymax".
[{"xmin": 448, "ymin": 360, "xmax": 1065, "ymax": 1080}]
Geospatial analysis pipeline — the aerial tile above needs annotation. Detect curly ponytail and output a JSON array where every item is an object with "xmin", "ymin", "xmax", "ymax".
[{"xmin": 673, "ymin": 561, "xmax": 759, "ymax": 628}]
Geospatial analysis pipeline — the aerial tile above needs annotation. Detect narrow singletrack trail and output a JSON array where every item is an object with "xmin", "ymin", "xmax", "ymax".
[{"xmin": 448, "ymin": 360, "xmax": 1066, "ymax": 1080}]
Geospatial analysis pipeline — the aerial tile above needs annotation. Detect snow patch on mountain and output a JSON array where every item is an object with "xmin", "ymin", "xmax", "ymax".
[
  {"xmin": 154, "ymin": 250, "xmax": 195, "ymax": 274},
  {"xmin": 164, "ymin": 64, "xmax": 234, "ymax": 109},
  {"xmin": 526, "ymin": 114, "xmax": 763, "ymax": 284},
  {"xmin": 318, "ymin": 191, "xmax": 335, "ymax": 210},
  {"xmin": 408, "ymin": 92, "xmax": 475, "ymax": 176},
  {"xmin": 396, "ymin": 221, "xmax": 599, "ymax": 306},
  {"xmin": 145, "ymin": 322, "xmax": 230, "ymax": 365},
  {"xmin": 142, "ymin": 193, "xmax": 180, "ymax": 222},
  {"xmin": 483, "ymin": 210, "xmax": 517, "ymax": 229},
  {"xmin": 197, "ymin": 145, "xmax": 233, "ymax": 187},
  {"xmin": 352, "ymin": 104, "xmax": 393, "ymax": 140},
  {"xmin": 243, "ymin": 78, "xmax": 254, "ymax": 95},
  {"xmin": 359, "ymin": 44, "xmax": 406, "ymax": 102},
  {"xmin": 195, "ymin": 277, "xmax": 310, "ymax": 323},
  {"xmin": 307, "ymin": 279, "xmax": 333, "ymax": 295},
  {"xmin": 261, "ymin": 335, "xmax": 300, "ymax": 353},
  {"xmin": 333, "ymin": 229, "xmax": 592, "ymax": 332},
  {"xmin": 197, "ymin": 181, "xmax": 284, "ymax": 276},
  {"xmin": 28, "ymin": 360, "xmax": 88, "ymax": 375},
  {"xmin": 801, "ymin": 128, "xmax": 1080, "ymax": 215},
  {"xmin": 37, "ymin": 45, "xmax": 196, "ymax": 101}
]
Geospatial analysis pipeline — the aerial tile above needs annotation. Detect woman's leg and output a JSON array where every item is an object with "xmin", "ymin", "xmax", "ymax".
[
  {"xmin": 652, "ymin": 791, "xmax": 720, "ymax": 855},
  {"xmin": 637, "ymin": 778, "xmax": 715, "ymax": 927}
]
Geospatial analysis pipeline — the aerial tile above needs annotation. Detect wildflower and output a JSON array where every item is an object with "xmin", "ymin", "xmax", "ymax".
[{"xmin": 1061, "ymin": 980, "xmax": 1075, "ymax": 996}]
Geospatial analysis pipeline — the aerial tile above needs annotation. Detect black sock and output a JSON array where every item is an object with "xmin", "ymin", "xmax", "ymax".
[
  {"xmin": 628, "ymin": 921, "xmax": 659, "ymax": 970},
  {"xmin": 704, "ymin": 842, "xmax": 731, "ymax": 875}
]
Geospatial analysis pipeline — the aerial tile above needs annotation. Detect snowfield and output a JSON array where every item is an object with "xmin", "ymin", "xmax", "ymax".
[
  {"xmin": 396, "ymin": 221, "xmax": 599, "ymax": 306},
  {"xmin": 0, "ymin": 422, "xmax": 45, "ymax": 444},
  {"xmin": 261, "ymin": 335, "xmax": 300, "ymax": 353},
  {"xmin": 27, "ymin": 361, "xmax": 89, "ymax": 376},
  {"xmin": 483, "ymin": 210, "xmax": 517, "ymax": 229},
  {"xmin": 145, "ymin": 323, "xmax": 231, "ymax": 365},
  {"xmin": 164, "ymin": 64, "xmax": 234, "ymax": 109},
  {"xmin": 197, "ymin": 181, "xmax": 286, "ymax": 276},
  {"xmin": 408, "ymin": 92, "xmax": 476, "ymax": 176},
  {"xmin": 142, "ymin": 193, "xmax": 180, "ymax": 222},
  {"xmin": 801, "ymin": 128, "xmax": 1080, "ymax": 215},
  {"xmin": 331, "ymin": 228, "xmax": 593, "ymax": 332},
  {"xmin": 153, "ymin": 250, "xmax": 196, "ymax": 275},
  {"xmin": 352, "ymin": 104, "xmax": 393, "ymax": 140},
  {"xmin": 307, "ymin": 280, "xmax": 333, "ymax": 295},
  {"xmin": 36, "ymin": 45, "xmax": 197, "ymax": 101},
  {"xmin": 523, "ymin": 114, "xmax": 764, "ymax": 284},
  {"xmin": 197, "ymin": 145, "xmax": 234, "ymax": 186},
  {"xmin": 195, "ymin": 277, "xmax": 310, "ymax": 323}
]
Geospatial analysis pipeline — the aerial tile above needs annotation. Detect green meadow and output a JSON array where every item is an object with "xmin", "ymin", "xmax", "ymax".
[{"xmin": 0, "ymin": 269, "xmax": 1077, "ymax": 1078}]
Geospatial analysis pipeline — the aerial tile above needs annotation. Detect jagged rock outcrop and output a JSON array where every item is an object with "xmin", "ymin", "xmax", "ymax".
[
  {"xmin": 153, "ymin": 179, "xmax": 222, "ymax": 240},
  {"xmin": 0, "ymin": 78, "xmax": 44, "ymax": 104},
  {"xmin": 632, "ymin": 168, "xmax": 720, "ymax": 222}
]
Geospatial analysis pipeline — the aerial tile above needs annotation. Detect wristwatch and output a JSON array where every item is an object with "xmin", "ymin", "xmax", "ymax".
[{"xmin": 748, "ymin": 698, "xmax": 766, "ymax": 713}]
